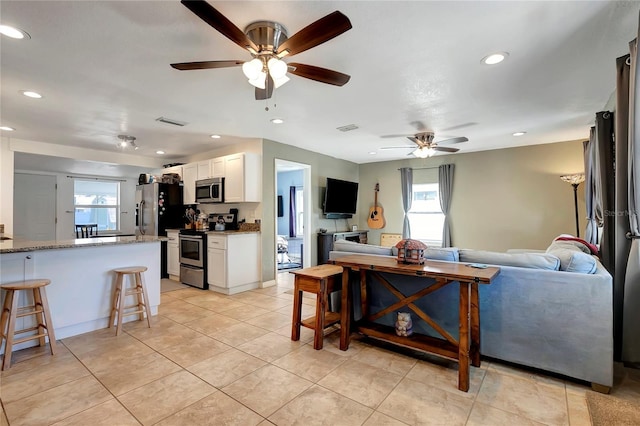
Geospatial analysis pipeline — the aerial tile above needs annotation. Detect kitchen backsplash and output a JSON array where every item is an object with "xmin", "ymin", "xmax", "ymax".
[{"xmin": 197, "ymin": 203, "xmax": 259, "ymax": 225}]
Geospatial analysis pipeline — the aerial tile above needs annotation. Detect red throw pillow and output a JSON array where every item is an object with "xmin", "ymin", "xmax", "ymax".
[{"xmin": 555, "ymin": 236, "xmax": 599, "ymax": 255}]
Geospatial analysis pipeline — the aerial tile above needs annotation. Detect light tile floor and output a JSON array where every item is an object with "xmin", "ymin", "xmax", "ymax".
[{"xmin": 1, "ymin": 273, "xmax": 639, "ymax": 425}]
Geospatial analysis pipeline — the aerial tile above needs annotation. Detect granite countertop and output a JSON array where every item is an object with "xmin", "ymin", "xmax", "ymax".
[
  {"xmin": 0, "ymin": 235, "xmax": 164, "ymax": 254},
  {"xmin": 206, "ymin": 230, "xmax": 261, "ymax": 235},
  {"xmin": 166, "ymin": 228, "xmax": 260, "ymax": 235}
]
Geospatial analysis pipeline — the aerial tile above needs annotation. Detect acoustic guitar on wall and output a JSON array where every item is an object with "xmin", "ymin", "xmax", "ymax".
[{"xmin": 367, "ymin": 183, "xmax": 386, "ymax": 229}]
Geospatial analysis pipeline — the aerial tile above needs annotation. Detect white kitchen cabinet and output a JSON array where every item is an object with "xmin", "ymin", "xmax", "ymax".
[
  {"xmin": 182, "ymin": 163, "xmax": 197, "ymax": 204},
  {"xmin": 166, "ymin": 230, "xmax": 180, "ymax": 278},
  {"xmin": 211, "ymin": 157, "xmax": 225, "ymax": 178},
  {"xmin": 207, "ymin": 232, "xmax": 260, "ymax": 294},
  {"xmin": 162, "ymin": 165, "xmax": 182, "ymax": 180},
  {"xmin": 197, "ymin": 160, "xmax": 211, "ymax": 180},
  {"xmin": 223, "ymin": 153, "xmax": 261, "ymax": 203}
]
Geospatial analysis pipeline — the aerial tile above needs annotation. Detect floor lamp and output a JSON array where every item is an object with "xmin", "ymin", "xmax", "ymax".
[{"xmin": 560, "ymin": 173, "xmax": 585, "ymax": 237}]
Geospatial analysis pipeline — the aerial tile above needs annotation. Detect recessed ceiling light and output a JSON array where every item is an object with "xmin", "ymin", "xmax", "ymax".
[
  {"xmin": 156, "ymin": 150, "xmax": 165, "ymax": 155},
  {"xmin": 210, "ymin": 134, "xmax": 221, "ymax": 139},
  {"xmin": 20, "ymin": 90, "xmax": 42, "ymax": 99},
  {"xmin": 481, "ymin": 52, "xmax": 509, "ymax": 65},
  {"xmin": 512, "ymin": 131, "xmax": 526, "ymax": 136},
  {"xmin": 369, "ymin": 151, "xmax": 377, "ymax": 155},
  {"xmin": 0, "ymin": 25, "xmax": 30, "ymax": 40},
  {"xmin": 271, "ymin": 118, "xmax": 284, "ymax": 124},
  {"xmin": 0, "ymin": 126, "xmax": 15, "ymax": 131}
]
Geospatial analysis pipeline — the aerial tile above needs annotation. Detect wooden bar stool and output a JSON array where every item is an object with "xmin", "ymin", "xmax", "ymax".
[
  {"xmin": 0, "ymin": 279, "xmax": 57, "ymax": 370},
  {"xmin": 291, "ymin": 264, "xmax": 343, "ymax": 350},
  {"xmin": 108, "ymin": 266, "xmax": 152, "ymax": 336}
]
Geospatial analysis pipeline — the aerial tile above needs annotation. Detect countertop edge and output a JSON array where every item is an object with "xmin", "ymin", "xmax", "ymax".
[{"xmin": 0, "ymin": 236, "xmax": 163, "ymax": 254}]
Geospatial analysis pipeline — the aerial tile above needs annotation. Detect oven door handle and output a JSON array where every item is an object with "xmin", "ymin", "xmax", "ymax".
[{"xmin": 179, "ymin": 235, "xmax": 203, "ymax": 242}]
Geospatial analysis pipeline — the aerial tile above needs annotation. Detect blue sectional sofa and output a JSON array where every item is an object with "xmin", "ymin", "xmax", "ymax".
[{"xmin": 328, "ymin": 239, "xmax": 614, "ymax": 389}]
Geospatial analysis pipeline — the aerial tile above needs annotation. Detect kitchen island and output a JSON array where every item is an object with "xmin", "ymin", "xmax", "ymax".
[{"xmin": 0, "ymin": 236, "xmax": 161, "ymax": 353}]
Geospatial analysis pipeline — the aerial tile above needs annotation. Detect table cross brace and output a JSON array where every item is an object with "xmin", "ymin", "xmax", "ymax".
[{"xmin": 369, "ymin": 272, "xmax": 458, "ymax": 347}]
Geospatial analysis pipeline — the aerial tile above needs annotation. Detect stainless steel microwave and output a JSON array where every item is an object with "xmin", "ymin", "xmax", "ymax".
[{"xmin": 195, "ymin": 177, "xmax": 224, "ymax": 203}]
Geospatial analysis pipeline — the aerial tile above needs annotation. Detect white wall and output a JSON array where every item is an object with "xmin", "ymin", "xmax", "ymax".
[{"xmin": 0, "ymin": 138, "xmax": 14, "ymax": 236}]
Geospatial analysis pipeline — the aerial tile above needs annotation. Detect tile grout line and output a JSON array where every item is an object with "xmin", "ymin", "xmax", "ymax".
[{"xmin": 57, "ymin": 338, "xmax": 146, "ymax": 425}]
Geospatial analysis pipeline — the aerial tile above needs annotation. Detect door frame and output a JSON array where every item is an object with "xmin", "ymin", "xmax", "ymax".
[{"xmin": 274, "ymin": 159, "xmax": 311, "ymax": 282}]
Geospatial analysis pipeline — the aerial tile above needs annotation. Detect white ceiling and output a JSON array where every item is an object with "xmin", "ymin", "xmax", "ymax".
[{"xmin": 2, "ymin": 0, "xmax": 639, "ymax": 170}]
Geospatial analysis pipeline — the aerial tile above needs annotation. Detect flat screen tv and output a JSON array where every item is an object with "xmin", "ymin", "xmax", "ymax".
[{"xmin": 323, "ymin": 177, "xmax": 358, "ymax": 219}]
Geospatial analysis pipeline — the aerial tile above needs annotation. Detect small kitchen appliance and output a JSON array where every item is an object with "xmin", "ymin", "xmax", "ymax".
[
  {"xmin": 208, "ymin": 209, "xmax": 238, "ymax": 231},
  {"xmin": 195, "ymin": 177, "xmax": 224, "ymax": 203}
]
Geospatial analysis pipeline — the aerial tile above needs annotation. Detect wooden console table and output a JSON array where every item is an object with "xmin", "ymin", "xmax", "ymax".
[{"xmin": 333, "ymin": 254, "xmax": 500, "ymax": 392}]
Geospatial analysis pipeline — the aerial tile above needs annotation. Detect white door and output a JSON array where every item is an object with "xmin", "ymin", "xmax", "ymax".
[{"xmin": 14, "ymin": 173, "xmax": 57, "ymax": 241}]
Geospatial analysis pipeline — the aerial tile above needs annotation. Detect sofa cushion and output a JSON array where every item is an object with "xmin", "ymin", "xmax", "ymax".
[
  {"xmin": 332, "ymin": 239, "xmax": 393, "ymax": 256},
  {"xmin": 459, "ymin": 249, "xmax": 560, "ymax": 270},
  {"xmin": 389, "ymin": 245, "xmax": 459, "ymax": 261},
  {"xmin": 546, "ymin": 241, "xmax": 598, "ymax": 274}
]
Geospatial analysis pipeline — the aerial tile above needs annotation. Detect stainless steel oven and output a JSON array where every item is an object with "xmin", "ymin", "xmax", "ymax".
[{"xmin": 179, "ymin": 231, "xmax": 207, "ymax": 289}]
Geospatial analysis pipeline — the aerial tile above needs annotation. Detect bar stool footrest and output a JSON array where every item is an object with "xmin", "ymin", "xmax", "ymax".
[
  {"xmin": 13, "ymin": 333, "xmax": 49, "ymax": 345},
  {"xmin": 301, "ymin": 312, "xmax": 341, "ymax": 330}
]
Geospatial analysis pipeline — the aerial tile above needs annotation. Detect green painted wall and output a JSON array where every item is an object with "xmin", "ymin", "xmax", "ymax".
[
  {"xmin": 261, "ymin": 139, "xmax": 359, "ymax": 282},
  {"xmin": 358, "ymin": 140, "xmax": 587, "ymax": 251}
]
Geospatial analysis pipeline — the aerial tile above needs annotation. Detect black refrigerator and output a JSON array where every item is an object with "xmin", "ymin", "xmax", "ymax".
[{"xmin": 135, "ymin": 183, "xmax": 184, "ymax": 277}]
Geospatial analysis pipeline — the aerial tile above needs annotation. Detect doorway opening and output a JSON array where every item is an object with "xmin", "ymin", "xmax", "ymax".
[{"xmin": 274, "ymin": 160, "xmax": 311, "ymax": 281}]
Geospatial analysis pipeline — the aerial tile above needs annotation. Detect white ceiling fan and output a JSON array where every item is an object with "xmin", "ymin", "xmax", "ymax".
[{"xmin": 381, "ymin": 132, "xmax": 468, "ymax": 158}]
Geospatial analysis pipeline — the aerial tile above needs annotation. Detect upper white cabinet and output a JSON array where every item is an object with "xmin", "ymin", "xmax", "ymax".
[
  {"xmin": 181, "ymin": 153, "xmax": 261, "ymax": 205},
  {"xmin": 162, "ymin": 165, "xmax": 182, "ymax": 180},
  {"xmin": 211, "ymin": 157, "xmax": 225, "ymax": 178},
  {"xmin": 182, "ymin": 163, "xmax": 197, "ymax": 204},
  {"xmin": 224, "ymin": 153, "xmax": 261, "ymax": 203},
  {"xmin": 197, "ymin": 160, "xmax": 211, "ymax": 180}
]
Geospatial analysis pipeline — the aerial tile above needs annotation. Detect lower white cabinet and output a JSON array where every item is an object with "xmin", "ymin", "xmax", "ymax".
[
  {"xmin": 207, "ymin": 232, "xmax": 260, "ymax": 294},
  {"xmin": 167, "ymin": 230, "xmax": 180, "ymax": 278}
]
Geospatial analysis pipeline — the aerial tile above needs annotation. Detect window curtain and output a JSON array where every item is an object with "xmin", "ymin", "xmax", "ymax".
[
  {"xmin": 616, "ymin": 52, "xmax": 634, "ymax": 361},
  {"xmin": 595, "ymin": 111, "xmax": 616, "ymax": 275},
  {"xmin": 622, "ymin": 33, "xmax": 640, "ymax": 363},
  {"xmin": 289, "ymin": 185, "xmax": 296, "ymax": 238},
  {"xmin": 583, "ymin": 130, "xmax": 599, "ymax": 245},
  {"xmin": 400, "ymin": 167, "xmax": 413, "ymax": 238},
  {"xmin": 438, "ymin": 164, "xmax": 454, "ymax": 247}
]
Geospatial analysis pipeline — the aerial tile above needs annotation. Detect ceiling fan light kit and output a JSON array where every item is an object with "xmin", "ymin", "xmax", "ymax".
[
  {"xmin": 171, "ymin": 0, "xmax": 352, "ymax": 100},
  {"xmin": 382, "ymin": 131, "xmax": 468, "ymax": 158},
  {"xmin": 413, "ymin": 147, "xmax": 435, "ymax": 158},
  {"xmin": 117, "ymin": 134, "xmax": 138, "ymax": 150}
]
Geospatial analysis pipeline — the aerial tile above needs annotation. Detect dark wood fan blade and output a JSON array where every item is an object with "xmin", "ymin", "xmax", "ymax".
[
  {"xmin": 437, "ymin": 136, "xmax": 468, "ymax": 145},
  {"xmin": 255, "ymin": 75, "xmax": 274, "ymax": 100},
  {"xmin": 433, "ymin": 146, "xmax": 460, "ymax": 153},
  {"xmin": 276, "ymin": 11, "xmax": 352, "ymax": 57},
  {"xmin": 181, "ymin": 0, "xmax": 258, "ymax": 52},
  {"xmin": 288, "ymin": 63, "xmax": 350, "ymax": 86},
  {"xmin": 410, "ymin": 121, "xmax": 429, "ymax": 131},
  {"xmin": 171, "ymin": 60, "xmax": 244, "ymax": 70}
]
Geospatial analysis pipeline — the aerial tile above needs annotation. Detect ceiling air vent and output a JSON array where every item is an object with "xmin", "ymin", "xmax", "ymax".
[
  {"xmin": 155, "ymin": 117, "xmax": 187, "ymax": 127},
  {"xmin": 337, "ymin": 124, "xmax": 358, "ymax": 132}
]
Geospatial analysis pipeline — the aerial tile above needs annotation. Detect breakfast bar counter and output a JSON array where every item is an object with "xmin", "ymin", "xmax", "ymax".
[{"xmin": 0, "ymin": 236, "xmax": 161, "ymax": 353}]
